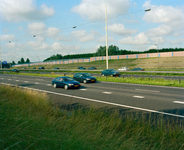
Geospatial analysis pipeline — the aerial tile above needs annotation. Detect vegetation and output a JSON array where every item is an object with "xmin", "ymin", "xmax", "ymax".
[
  {"xmin": 43, "ymin": 46, "xmax": 184, "ymax": 61},
  {"xmin": 1, "ymin": 84, "xmax": 184, "ymax": 149}
]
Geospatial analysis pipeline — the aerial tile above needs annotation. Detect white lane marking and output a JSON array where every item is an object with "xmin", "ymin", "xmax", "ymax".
[
  {"xmin": 47, "ymin": 84, "xmax": 52, "ymax": 86},
  {"xmin": 101, "ymin": 81, "xmax": 184, "ymax": 90},
  {"xmin": 34, "ymin": 82, "xmax": 39, "ymax": 84},
  {"xmin": 16, "ymin": 80, "xmax": 19, "ymax": 82},
  {"xmin": 8, "ymin": 79, "xmax": 11, "ymax": 80},
  {"xmin": 173, "ymin": 101, "xmax": 184, "ymax": 104},
  {"xmin": 1, "ymin": 78, "xmax": 4, "ymax": 79},
  {"xmin": 1, "ymin": 82, "xmax": 184, "ymax": 118},
  {"xmin": 135, "ymin": 89, "xmax": 160, "ymax": 93},
  {"xmin": 133, "ymin": 96, "xmax": 145, "ymax": 99},
  {"xmin": 36, "ymin": 79, "xmax": 44, "ymax": 81},
  {"xmin": 103, "ymin": 92, "xmax": 112, "ymax": 94},
  {"xmin": 24, "ymin": 81, "xmax": 28, "ymax": 83},
  {"xmin": 80, "ymin": 89, "xmax": 87, "ymax": 91}
]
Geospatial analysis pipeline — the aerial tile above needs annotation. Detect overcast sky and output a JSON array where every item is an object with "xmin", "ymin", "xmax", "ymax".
[{"xmin": 0, "ymin": 0, "xmax": 183, "ymax": 63}]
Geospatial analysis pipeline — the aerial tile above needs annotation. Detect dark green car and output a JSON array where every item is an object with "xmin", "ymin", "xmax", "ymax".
[
  {"xmin": 101, "ymin": 69, "xmax": 120, "ymax": 77},
  {"xmin": 73, "ymin": 73, "xmax": 96, "ymax": 83}
]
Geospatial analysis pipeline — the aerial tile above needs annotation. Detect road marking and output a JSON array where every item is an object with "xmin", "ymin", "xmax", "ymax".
[
  {"xmin": 36, "ymin": 79, "xmax": 44, "ymax": 81},
  {"xmin": 34, "ymin": 82, "xmax": 39, "ymax": 84},
  {"xmin": 80, "ymin": 89, "xmax": 87, "ymax": 91},
  {"xmin": 1, "ymin": 78, "xmax": 4, "ymax": 79},
  {"xmin": 16, "ymin": 80, "xmax": 19, "ymax": 82},
  {"xmin": 133, "ymin": 96, "xmax": 145, "ymax": 99},
  {"xmin": 24, "ymin": 81, "xmax": 28, "ymax": 83},
  {"xmin": 1, "ymin": 82, "xmax": 184, "ymax": 118},
  {"xmin": 173, "ymin": 101, "xmax": 184, "ymax": 104},
  {"xmin": 135, "ymin": 89, "xmax": 160, "ymax": 93},
  {"xmin": 103, "ymin": 92, "xmax": 112, "ymax": 94},
  {"xmin": 47, "ymin": 84, "xmax": 52, "ymax": 86},
  {"xmin": 8, "ymin": 79, "xmax": 11, "ymax": 80}
]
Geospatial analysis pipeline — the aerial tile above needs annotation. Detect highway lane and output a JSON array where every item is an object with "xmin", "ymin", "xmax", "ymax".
[{"xmin": 1, "ymin": 74, "xmax": 184, "ymax": 118}]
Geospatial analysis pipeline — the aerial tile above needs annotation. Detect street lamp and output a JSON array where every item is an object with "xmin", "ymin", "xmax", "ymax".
[
  {"xmin": 104, "ymin": 6, "xmax": 151, "ymax": 69},
  {"xmin": 105, "ymin": 4, "xmax": 108, "ymax": 69},
  {"xmin": 155, "ymin": 44, "xmax": 159, "ymax": 69},
  {"xmin": 0, "ymin": 36, "xmax": 2, "ymax": 69},
  {"xmin": 37, "ymin": 56, "xmax": 40, "ymax": 66}
]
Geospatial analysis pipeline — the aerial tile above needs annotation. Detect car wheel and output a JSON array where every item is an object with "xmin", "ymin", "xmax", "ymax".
[
  {"xmin": 110, "ymin": 74, "xmax": 113, "ymax": 77},
  {"xmin": 64, "ymin": 84, "xmax": 68, "ymax": 90},
  {"xmin": 83, "ymin": 80, "xmax": 87, "ymax": 84},
  {"xmin": 53, "ymin": 83, "xmax": 57, "ymax": 88}
]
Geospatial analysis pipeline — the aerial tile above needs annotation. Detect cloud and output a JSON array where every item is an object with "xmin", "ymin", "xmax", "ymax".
[
  {"xmin": 0, "ymin": 0, "xmax": 54, "ymax": 22},
  {"xmin": 108, "ymin": 23, "xmax": 137, "ymax": 36},
  {"xmin": 51, "ymin": 42, "xmax": 81, "ymax": 54},
  {"xmin": 98, "ymin": 35, "xmax": 114, "ymax": 43},
  {"xmin": 72, "ymin": 30, "xmax": 95, "ymax": 42},
  {"xmin": 71, "ymin": 0, "xmax": 130, "ymax": 21},
  {"xmin": 147, "ymin": 25, "xmax": 173, "ymax": 37},
  {"xmin": 1, "ymin": 34, "xmax": 15, "ymax": 41},
  {"xmin": 119, "ymin": 32, "xmax": 150, "ymax": 45},
  {"xmin": 142, "ymin": 2, "xmax": 184, "ymax": 24},
  {"xmin": 150, "ymin": 37, "xmax": 164, "ymax": 44},
  {"xmin": 28, "ymin": 22, "xmax": 47, "ymax": 35}
]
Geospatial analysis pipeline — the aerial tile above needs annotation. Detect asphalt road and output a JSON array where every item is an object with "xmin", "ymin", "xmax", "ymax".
[{"xmin": 1, "ymin": 74, "xmax": 184, "ymax": 118}]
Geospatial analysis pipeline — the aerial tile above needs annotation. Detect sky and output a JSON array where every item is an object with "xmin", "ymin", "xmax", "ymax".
[{"xmin": 0, "ymin": 0, "xmax": 184, "ymax": 63}]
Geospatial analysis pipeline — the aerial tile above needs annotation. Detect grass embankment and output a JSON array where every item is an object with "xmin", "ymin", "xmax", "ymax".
[
  {"xmin": 1, "ymin": 85, "xmax": 184, "ymax": 149},
  {"xmin": 2, "ymin": 72, "xmax": 184, "ymax": 87},
  {"xmin": 15, "ymin": 56, "xmax": 184, "ymax": 70}
]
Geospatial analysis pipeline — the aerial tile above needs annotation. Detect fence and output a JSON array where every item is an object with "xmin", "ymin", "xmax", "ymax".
[{"xmin": 12, "ymin": 51, "xmax": 184, "ymax": 67}]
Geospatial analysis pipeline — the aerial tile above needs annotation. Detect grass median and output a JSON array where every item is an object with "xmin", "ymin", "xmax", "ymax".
[{"xmin": 1, "ymin": 84, "xmax": 184, "ymax": 149}]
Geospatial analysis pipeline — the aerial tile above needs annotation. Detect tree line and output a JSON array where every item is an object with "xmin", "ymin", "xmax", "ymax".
[
  {"xmin": 11, "ymin": 58, "xmax": 30, "ymax": 65},
  {"xmin": 43, "ymin": 45, "xmax": 184, "ymax": 62}
]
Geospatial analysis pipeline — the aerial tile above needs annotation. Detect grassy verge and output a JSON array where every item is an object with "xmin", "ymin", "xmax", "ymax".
[
  {"xmin": 1, "ymin": 72, "xmax": 184, "ymax": 87},
  {"xmin": 97, "ymin": 76, "xmax": 184, "ymax": 87},
  {"xmin": 1, "ymin": 84, "xmax": 184, "ymax": 149}
]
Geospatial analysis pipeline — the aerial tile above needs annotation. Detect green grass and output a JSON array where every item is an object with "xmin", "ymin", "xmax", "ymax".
[
  {"xmin": 1, "ymin": 84, "xmax": 184, "ymax": 149},
  {"xmin": 10, "ymin": 56, "xmax": 184, "ymax": 70},
  {"xmin": 96, "ymin": 76, "xmax": 184, "ymax": 87}
]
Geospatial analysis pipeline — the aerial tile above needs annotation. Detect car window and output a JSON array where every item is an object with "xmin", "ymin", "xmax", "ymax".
[
  {"xmin": 63, "ymin": 77, "xmax": 74, "ymax": 81},
  {"xmin": 83, "ymin": 73, "xmax": 91, "ymax": 77}
]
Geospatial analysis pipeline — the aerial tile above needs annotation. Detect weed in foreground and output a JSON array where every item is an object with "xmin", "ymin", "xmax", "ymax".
[{"xmin": 0, "ymin": 85, "xmax": 184, "ymax": 149}]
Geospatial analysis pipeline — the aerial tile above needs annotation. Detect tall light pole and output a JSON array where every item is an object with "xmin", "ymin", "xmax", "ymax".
[
  {"xmin": 37, "ymin": 56, "xmax": 40, "ymax": 66},
  {"xmin": 105, "ymin": 4, "xmax": 108, "ymax": 69},
  {"xmin": 155, "ymin": 44, "xmax": 159, "ymax": 69},
  {"xmin": 0, "ymin": 36, "xmax": 2, "ymax": 69}
]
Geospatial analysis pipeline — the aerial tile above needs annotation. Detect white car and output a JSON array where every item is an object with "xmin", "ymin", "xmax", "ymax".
[{"xmin": 118, "ymin": 67, "xmax": 129, "ymax": 71}]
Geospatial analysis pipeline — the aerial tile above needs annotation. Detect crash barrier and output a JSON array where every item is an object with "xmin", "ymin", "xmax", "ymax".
[{"xmin": 12, "ymin": 51, "xmax": 184, "ymax": 67}]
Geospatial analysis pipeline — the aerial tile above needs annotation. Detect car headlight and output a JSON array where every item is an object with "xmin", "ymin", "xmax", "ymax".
[
  {"xmin": 68, "ymin": 84, "xmax": 74, "ymax": 86},
  {"xmin": 86, "ymin": 78, "xmax": 91, "ymax": 80},
  {"xmin": 114, "ymin": 73, "xmax": 116, "ymax": 75}
]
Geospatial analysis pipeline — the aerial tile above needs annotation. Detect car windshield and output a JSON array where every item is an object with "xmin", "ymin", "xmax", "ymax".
[
  {"xmin": 110, "ymin": 69, "xmax": 117, "ymax": 72},
  {"xmin": 63, "ymin": 77, "xmax": 74, "ymax": 81},
  {"xmin": 83, "ymin": 73, "xmax": 91, "ymax": 77}
]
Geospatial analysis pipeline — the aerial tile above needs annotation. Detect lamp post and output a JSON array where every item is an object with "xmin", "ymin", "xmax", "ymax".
[
  {"xmin": 37, "ymin": 56, "xmax": 40, "ymax": 66},
  {"xmin": 0, "ymin": 36, "xmax": 2, "ymax": 69},
  {"xmin": 155, "ymin": 44, "xmax": 159, "ymax": 69},
  {"xmin": 105, "ymin": 4, "xmax": 108, "ymax": 69}
]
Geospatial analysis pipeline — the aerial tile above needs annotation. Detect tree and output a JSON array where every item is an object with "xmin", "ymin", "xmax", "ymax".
[
  {"xmin": 12, "ymin": 61, "xmax": 16, "ymax": 65},
  {"xmin": 26, "ymin": 58, "xmax": 30, "ymax": 63},
  {"xmin": 20, "ymin": 58, "xmax": 25, "ymax": 64}
]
